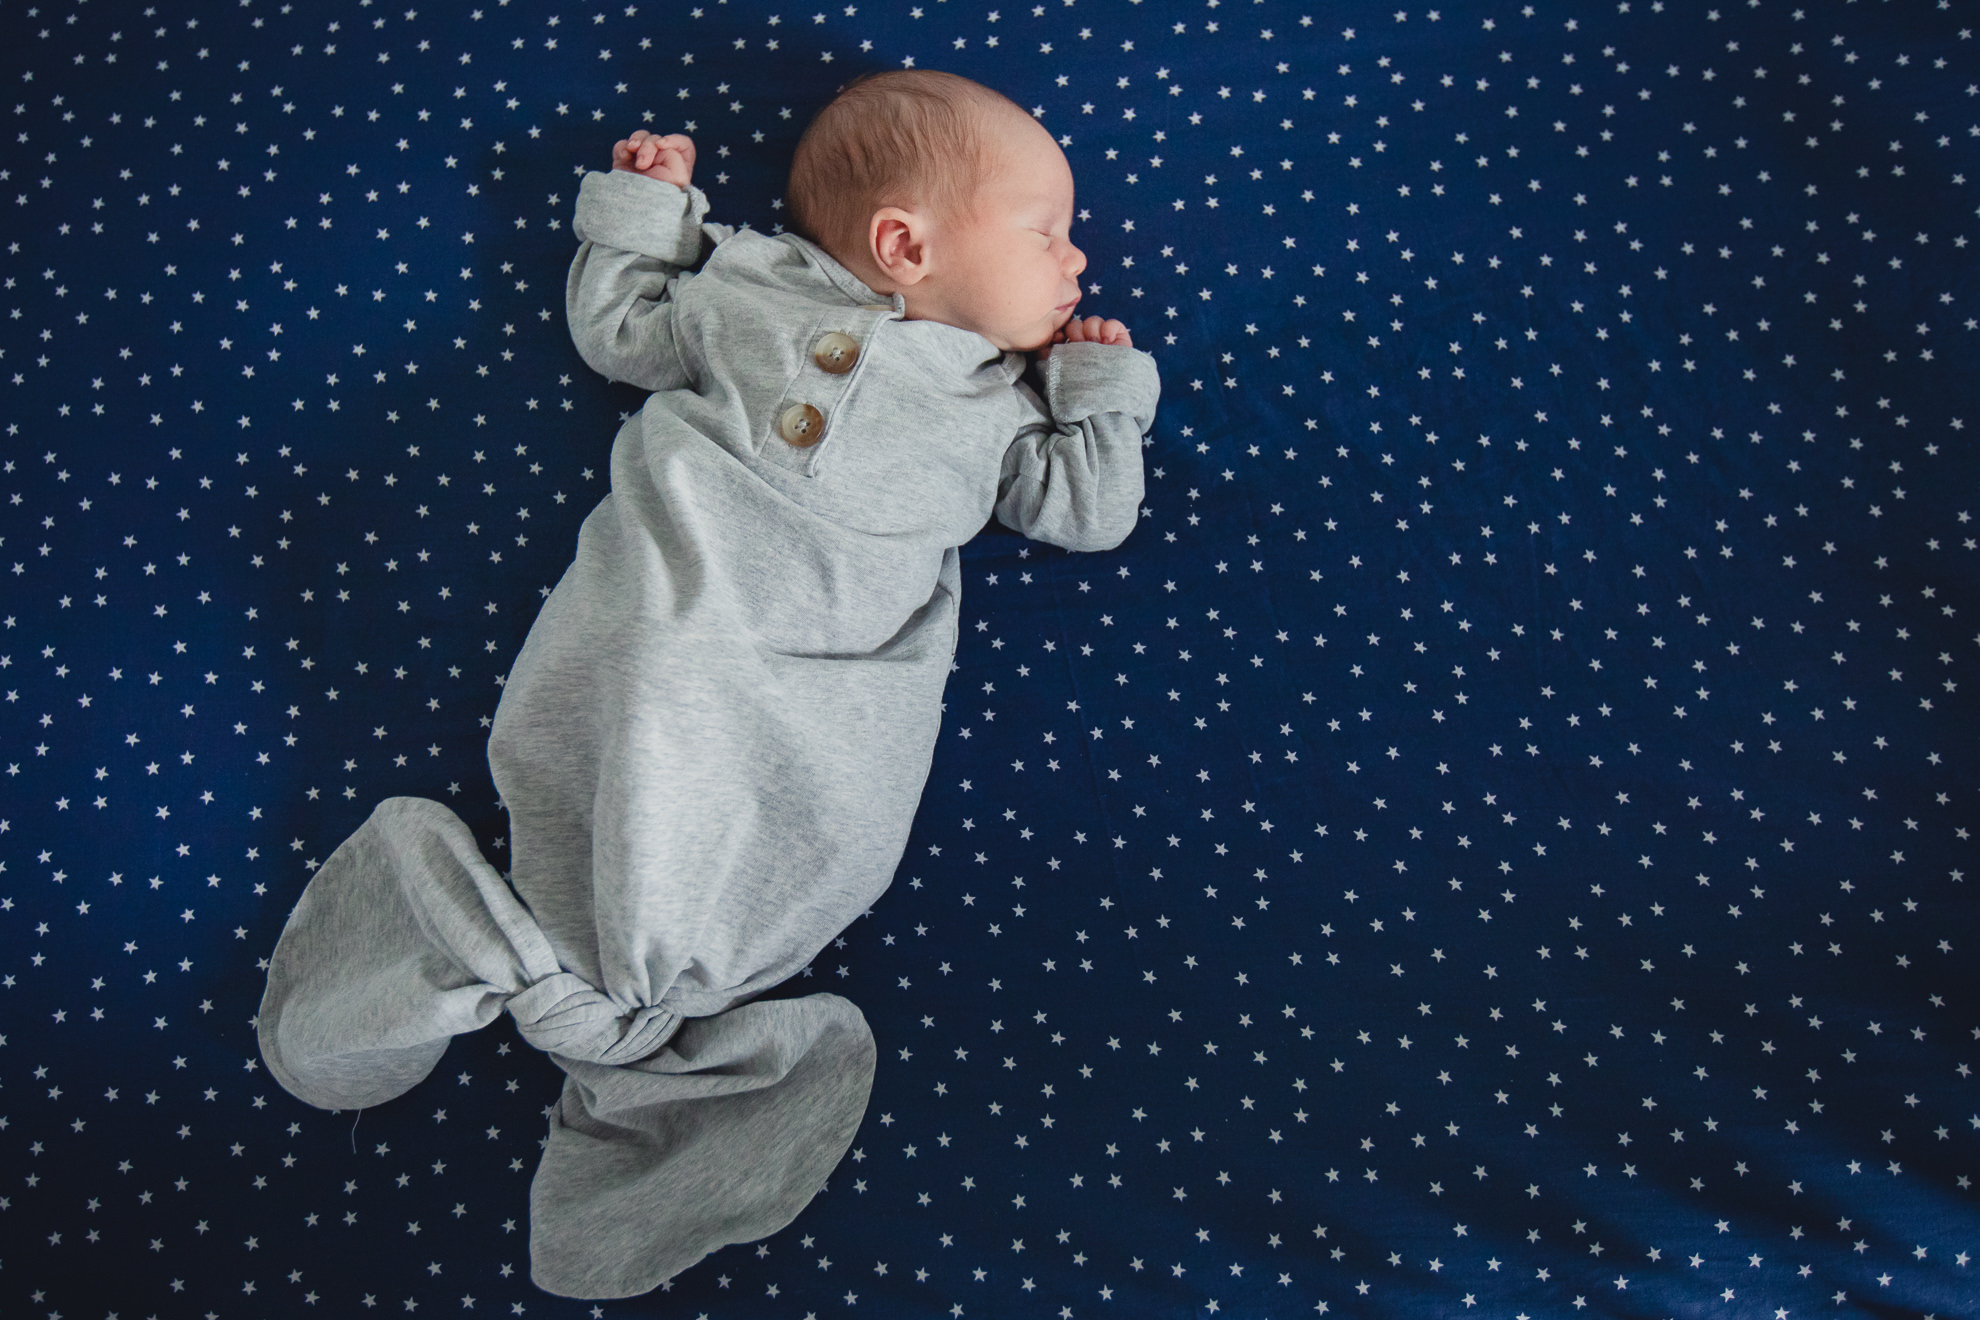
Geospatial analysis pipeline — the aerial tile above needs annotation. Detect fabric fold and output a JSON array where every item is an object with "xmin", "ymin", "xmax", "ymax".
[
  {"xmin": 257, "ymin": 796, "xmax": 875, "ymax": 1296},
  {"xmin": 506, "ymin": 971, "xmax": 682, "ymax": 1066},
  {"xmin": 531, "ymin": 997, "xmax": 875, "ymax": 1298}
]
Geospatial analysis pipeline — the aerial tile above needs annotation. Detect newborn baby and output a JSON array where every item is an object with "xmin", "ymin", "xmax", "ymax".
[{"xmin": 257, "ymin": 70, "xmax": 1159, "ymax": 1300}]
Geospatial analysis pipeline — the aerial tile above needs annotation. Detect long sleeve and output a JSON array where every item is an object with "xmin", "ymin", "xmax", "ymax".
[
  {"xmin": 995, "ymin": 341, "xmax": 1160, "ymax": 552},
  {"xmin": 564, "ymin": 170, "xmax": 730, "ymax": 391}
]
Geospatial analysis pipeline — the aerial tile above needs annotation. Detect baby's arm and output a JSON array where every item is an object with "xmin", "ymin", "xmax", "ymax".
[
  {"xmin": 564, "ymin": 131, "xmax": 722, "ymax": 391},
  {"xmin": 995, "ymin": 334, "xmax": 1160, "ymax": 552}
]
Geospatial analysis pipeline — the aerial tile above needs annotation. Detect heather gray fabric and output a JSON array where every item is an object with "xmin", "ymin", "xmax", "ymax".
[
  {"xmin": 258, "ymin": 166, "xmax": 1159, "ymax": 1299},
  {"xmin": 258, "ymin": 798, "xmax": 875, "ymax": 1298}
]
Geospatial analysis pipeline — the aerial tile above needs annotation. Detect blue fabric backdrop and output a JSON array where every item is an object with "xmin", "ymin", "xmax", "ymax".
[{"xmin": 2, "ymin": 1, "xmax": 1975, "ymax": 1316}]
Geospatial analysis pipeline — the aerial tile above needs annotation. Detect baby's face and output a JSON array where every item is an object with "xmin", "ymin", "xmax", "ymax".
[{"xmin": 916, "ymin": 118, "xmax": 1087, "ymax": 353}]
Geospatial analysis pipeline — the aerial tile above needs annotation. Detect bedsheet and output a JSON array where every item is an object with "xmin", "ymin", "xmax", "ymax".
[{"xmin": 1, "ymin": 1, "xmax": 1974, "ymax": 1317}]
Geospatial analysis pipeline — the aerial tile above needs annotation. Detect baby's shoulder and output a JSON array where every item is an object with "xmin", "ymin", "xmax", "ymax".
[
  {"xmin": 666, "ymin": 231, "xmax": 842, "ymax": 365},
  {"xmin": 698, "ymin": 229, "xmax": 833, "ymax": 295}
]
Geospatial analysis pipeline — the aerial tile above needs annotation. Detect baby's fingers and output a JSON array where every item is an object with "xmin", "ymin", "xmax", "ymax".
[
  {"xmin": 640, "ymin": 139, "xmax": 678, "ymax": 173},
  {"xmin": 1070, "ymin": 315, "xmax": 1108, "ymax": 342},
  {"xmin": 1061, "ymin": 316, "xmax": 1132, "ymax": 348},
  {"xmin": 612, "ymin": 133, "xmax": 650, "ymax": 169},
  {"xmin": 612, "ymin": 130, "xmax": 687, "ymax": 168}
]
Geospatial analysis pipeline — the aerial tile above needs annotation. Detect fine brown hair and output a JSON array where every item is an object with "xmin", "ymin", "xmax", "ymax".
[{"xmin": 786, "ymin": 70, "xmax": 1028, "ymax": 262}]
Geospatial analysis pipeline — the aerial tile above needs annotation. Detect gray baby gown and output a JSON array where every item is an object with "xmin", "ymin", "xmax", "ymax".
[{"xmin": 257, "ymin": 168, "xmax": 1160, "ymax": 1298}]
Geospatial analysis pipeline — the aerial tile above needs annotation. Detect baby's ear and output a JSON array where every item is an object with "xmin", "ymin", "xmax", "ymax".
[{"xmin": 869, "ymin": 208, "xmax": 930, "ymax": 286}]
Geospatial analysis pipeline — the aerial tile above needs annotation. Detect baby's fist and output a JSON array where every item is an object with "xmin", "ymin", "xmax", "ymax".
[
  {"xmin": 612, "ymin": 131, "xmax": 695, "ymax": 189},
  {"xmin": 1054, "ymin": 315, "xmax": 1133, "ymax": 350}
]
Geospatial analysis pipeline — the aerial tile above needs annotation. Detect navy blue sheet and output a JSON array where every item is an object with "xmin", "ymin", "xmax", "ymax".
[{"xmin": 3, "ymin": 1, "xmax": 1974, "ymax": 1315}]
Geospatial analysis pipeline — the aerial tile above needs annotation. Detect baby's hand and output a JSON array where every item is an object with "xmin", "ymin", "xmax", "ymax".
[
  {"xmin": 1052, "ymin": 315, "xmax": 1133, "ymax": 350},
  {"xmin": 611, "ymin": 131, "xmax": 695, "ymax": 190}
]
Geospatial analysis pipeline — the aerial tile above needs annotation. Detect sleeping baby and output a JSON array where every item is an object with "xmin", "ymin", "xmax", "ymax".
[{"xmin": 256, "ymin": 70, "xmax": 1159, "ymax": 1300}]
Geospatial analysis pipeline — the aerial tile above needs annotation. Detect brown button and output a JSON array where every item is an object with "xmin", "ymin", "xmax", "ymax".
[
  {"xmin": 812, "ymin": 331, "xmax": 860, "ymax": 374},
  {"xmin": 777, "ymin": 402, "xmax": 826, "ymax": 447}
]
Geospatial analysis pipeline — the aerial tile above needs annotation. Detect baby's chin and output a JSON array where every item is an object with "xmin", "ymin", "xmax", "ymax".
[{"xmin": 1014, "ymin": 309, "xmax": 1073, "ymax": 354}]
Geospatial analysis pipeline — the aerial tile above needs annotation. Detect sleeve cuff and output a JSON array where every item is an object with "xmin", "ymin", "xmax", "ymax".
[
  {"xmin": 572, "ymin": 170, "xmax": 712, "ymax": 266},
  {"xmin": 1036, "ymin": 342, "xmax": 1161, "ymax": 429}
]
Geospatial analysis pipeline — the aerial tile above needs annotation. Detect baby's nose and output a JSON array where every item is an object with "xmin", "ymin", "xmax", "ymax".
[{"xmin": 1064, "ymin": 241, "xmax": 1087, "ymax": 278}]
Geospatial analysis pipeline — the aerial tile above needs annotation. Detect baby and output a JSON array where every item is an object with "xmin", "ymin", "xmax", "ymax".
[{"xmin": 257, "ymin": 71, "xmax": 1158, "ymax": 1300}]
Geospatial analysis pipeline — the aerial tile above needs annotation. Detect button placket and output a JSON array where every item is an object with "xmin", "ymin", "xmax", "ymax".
[{"xmin": 768, "ymin": 309, "xmax": 892, "ymax": 474}]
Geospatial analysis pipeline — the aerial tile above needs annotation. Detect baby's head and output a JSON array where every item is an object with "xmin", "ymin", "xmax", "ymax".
[{"xmin": 788, "ymin": 71, "xmax": 1088, "ymax": 353}]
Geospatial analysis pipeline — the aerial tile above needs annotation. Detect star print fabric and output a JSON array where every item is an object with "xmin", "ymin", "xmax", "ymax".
[{"xmin": 1, "ymin": 1, "xmax": 1975, "ymax": 1318}]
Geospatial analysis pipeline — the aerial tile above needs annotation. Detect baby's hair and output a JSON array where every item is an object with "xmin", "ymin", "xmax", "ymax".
[{"xmin": 786, "ymin": 70, "xmax": 1027, "ymax": 264}]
